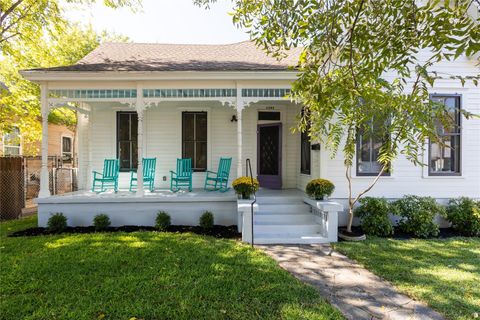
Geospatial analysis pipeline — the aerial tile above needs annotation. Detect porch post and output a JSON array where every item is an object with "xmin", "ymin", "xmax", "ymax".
[
  {"xmin": 39, "ymin": 83, "xmax": 51, "ymax": 198},
  {"xmin": 235, "ymin": 85, "xmax": 243, "ymax": 178},
  {"xmin": 135, "ymin": 84, "xmax": 145, "ymax": 197}
]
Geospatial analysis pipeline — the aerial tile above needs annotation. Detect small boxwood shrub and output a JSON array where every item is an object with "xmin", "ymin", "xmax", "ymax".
[
  {"xmin": 155, "ymin": 211, "xmax": 171, "ymax": 231},
  {"xmin": 93, "ymin": 214, "xmax": 111, "ymax": 231},
  {"xmin": 305, "ymin": 179, "xmax": 335, "ymax": 200},
  {"xmin": 199, "ymin": 211, "xmax": 214, "ymax": 230},
  {"xmin": 392, "ymin": 195, "xmax": 445, "ymax": 238},
  {"xmin": 47, "ymin": 213, "xmax": 67, "ymax": 233},
  {"xmin": 354, "ymin": 197, "xmax": 393, "ymax": 237},
  {"xmin": 446, "ymin": 197, "xmax": 480, "ymax": 236}
]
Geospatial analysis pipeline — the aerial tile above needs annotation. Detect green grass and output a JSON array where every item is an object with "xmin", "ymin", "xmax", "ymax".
[
  {"xmin": 0, "ymin": 216, "xmax": 342, "ymax": 320},
  {"xmin": 334, "ymin": 237, "xmax": 480, "ymax": 320}
]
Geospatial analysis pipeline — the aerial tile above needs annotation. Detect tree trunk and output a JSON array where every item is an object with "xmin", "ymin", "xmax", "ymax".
[{"xmin": 347, "ymin": 206, "xmax": 354, "ymax": 233}]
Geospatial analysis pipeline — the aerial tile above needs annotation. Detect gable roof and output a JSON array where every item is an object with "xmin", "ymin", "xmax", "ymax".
[{"xmin": 27, "ymin": 41, "xmax": 301, "ymax": 72}]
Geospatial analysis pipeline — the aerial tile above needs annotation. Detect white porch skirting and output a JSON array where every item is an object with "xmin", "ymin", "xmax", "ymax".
[{"xmin": 36, "ymin": 190, "xmax": 237, "ymax": 227}]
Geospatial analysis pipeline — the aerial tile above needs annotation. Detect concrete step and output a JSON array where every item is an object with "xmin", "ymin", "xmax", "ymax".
[
  {"xmin": 254, "ymin": 222, "xmax": 321, "ymax": 234},
  {"xmin": 255, "ymin": 195, "xmax": 305, "ymax": 205},
  {"xmin": 253, "ymin": 233, "xmax": 329, "ymax": 244},
  {"xmin": 254, "ymin": 213, "xmax": 315, "ymax": 224},
  {"xmin": 256, "ymin": 203, "xmax": 311, "ymax": 214}
]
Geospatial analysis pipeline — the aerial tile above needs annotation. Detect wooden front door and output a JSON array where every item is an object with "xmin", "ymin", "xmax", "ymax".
[{"xmin": 257, "ymin": 123, "xmax": 282, "ymax": 189}]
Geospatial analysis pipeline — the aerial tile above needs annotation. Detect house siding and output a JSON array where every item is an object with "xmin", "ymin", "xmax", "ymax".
[
  {"xmin": 80, "ymin": 100, "xmax": 304, "ymax": 190},
  {"xmin": 0, "ymin": 123, "xmax": 75, "ymax": 158},
  {"xmin": 322, "ymin": 54, "xmax": 480, "ymax": 204}
]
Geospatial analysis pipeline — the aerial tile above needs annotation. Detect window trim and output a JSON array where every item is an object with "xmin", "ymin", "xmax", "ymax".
[
  {"xmin": 182, "ymin": 111, "xmax": 208, "ymax": 172},
  {"xmin": 428, "ymin": 94, "xmax": 462, "ymax": 177},
  {"xmin": 355, "ymin": 122, "xmax": 391, "ymax": 177},
  {"xmin": 61, "ymin": 135, "xmax": 73, "ymax": 163},
  {"xmin": 116, "ymin": 111, "xmax": 138, "ymax": 172},
  {"xmin": 2, "ymin": 127, "xmax": 22, "ymax": 156},
  {"xmin": 300, "ymin": 129, "xmax": 311, "ymax": 176}
]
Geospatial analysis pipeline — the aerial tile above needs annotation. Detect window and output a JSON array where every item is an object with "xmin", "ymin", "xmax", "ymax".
[
  {"xmin": 429, "ymin": 95, "xmax": 461, "ymax": 176},
  {"xmin": 117, "ymin": 112, "xmax": 138, "ymax": 171},
  {"xmin": 3, "ymin": 127, "xmax": 21, "ymax": 156},
  {"xmin": 300, "ymin": 128, "xmax": 311, "ymax": 175},
  {"xmin": 356, "ymin": 120, "xmax": 390, "ymax": 176},
  {"xmin": 182, "ymin": 112, "xmax": 207, "ymax": 171},
  {"xmin": 62, "ymin": 136, "xmax": 73, "ymax": 163},
  {"xmin": 258, "ymin": 111, "xmax": 281, "ymax": 121}
]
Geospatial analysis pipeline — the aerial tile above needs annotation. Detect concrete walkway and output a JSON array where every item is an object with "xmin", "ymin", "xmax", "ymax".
[{"xmin": 258, "ymin": 244, "xmax": 445, "ymax": 320}]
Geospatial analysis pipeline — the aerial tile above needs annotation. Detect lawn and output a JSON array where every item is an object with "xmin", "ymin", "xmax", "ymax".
[
  {"xmin": 0, "ymin": 216, "xmax": 342, "ymax": 320},
  {"xmin": 334, "ymin": 237, "xmax": 480, "ymax": 320}
]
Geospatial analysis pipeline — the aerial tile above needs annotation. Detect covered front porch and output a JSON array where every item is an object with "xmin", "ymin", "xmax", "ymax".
[{"xmin": 37, "ymin": 84, "xmax": 313, "ymax": 196}]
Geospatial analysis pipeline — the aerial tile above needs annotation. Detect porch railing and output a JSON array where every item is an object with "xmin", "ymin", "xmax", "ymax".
[{"xmin": 245, "ymin": 158, "xmax": 257, "ymax": 246}]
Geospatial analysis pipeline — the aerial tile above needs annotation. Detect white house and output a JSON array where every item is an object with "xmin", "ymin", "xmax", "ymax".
[{"xmin": 21, "ymin": 41, "xmax": 480, "ymax": 244}]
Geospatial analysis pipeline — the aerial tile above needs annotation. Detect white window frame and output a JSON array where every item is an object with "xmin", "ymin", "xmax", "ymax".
[
  {"xmin": 2, "ymin": 127, "xmax": 22, "ymax": 156},
  {"xmin": 61, "ymin": 135, "xmax": 73, "ymax": 163}
]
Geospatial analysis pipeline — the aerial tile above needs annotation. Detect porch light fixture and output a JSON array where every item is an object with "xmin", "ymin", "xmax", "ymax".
[{"xmin": 230, "ymin": 115, "xmax": 238, "ymax": 122}]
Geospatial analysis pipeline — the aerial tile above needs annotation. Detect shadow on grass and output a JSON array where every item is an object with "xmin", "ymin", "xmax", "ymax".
[
  {"xmin": 335, "ymin": 237, "xmax": 480, "ymax": 320},
  {"xmin": 1, "ymin": 230, "xmax": 343, "ymax": 320}
]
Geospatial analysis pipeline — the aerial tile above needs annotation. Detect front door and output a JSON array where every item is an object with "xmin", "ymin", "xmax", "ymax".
[{"xmin": 257, "ymin": 123, "xmax": 282, "ymax": 189}]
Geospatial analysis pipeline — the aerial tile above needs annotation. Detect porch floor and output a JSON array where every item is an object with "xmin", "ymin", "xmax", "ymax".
[
  {"xmin": 36, "ymin": 188, "xmax": 238, "ymax": 203},
  {"xmin": 36, "ymin": 188, "xmax": 305, "ymax": 204}
]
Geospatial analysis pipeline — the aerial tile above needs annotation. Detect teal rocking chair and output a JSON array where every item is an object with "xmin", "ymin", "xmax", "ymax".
[
  {"xmin": 204, "ymin": 157, "xmax": 232, "ymax": 192},
  {"xmin": 170, "ymin": 158, "xmax": 193, "ymax": 192},
  {"xmin": 130, "ymin": 157, "xmax": 156, "ymax": 192},
  {"xmin": 92, "ymin": 159, "xmax": 119, "ymax": 192}
]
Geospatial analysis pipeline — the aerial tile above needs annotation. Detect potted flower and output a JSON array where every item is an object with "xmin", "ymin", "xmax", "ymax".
[
  {"xmin": 232, "ymin": 176, "xmax": 260, "ymax": 199},
  {"xmin": 305, "ymin": 178, "xmax": 335, "ymax": 200}
]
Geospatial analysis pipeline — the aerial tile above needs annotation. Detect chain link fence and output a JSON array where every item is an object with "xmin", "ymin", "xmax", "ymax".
[{"xmin": 0, "ymin": 156, "xmax": 78, "ymax": 220}]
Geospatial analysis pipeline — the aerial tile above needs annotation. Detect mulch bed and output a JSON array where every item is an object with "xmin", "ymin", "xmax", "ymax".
[
  {"xmin": 340, "ymin": 225, "xmax": 467, "ymax": 241},
  {"xmin": 8, "ymin": 225, "xmax": 241, "ymax": 239}
]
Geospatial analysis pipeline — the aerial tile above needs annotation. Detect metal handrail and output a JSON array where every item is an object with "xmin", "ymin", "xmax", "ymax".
[{"xmin": 245, "ymin": 158, "xmax": 257, "ymax": 246}]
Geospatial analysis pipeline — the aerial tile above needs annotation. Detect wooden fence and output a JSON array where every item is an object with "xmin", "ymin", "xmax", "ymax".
[{"xmin": 0, "ymin": 157, "xmax": 25, "ymax": 220}]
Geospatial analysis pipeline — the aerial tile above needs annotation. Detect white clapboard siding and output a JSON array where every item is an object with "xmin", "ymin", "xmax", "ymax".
[{"xmin": 322, "ymin": 53, "xmax": 480, "ymax": 201}]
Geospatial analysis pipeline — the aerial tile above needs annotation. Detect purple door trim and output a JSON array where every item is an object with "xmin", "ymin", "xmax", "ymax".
[{"xmin": 257, "ymin": 123, "xmax": 282, "ymax": 189}]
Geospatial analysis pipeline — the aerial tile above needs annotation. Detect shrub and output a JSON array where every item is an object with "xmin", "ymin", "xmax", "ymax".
[
  {"xmin": 446, "ymin": 197, "xmax": 480, "ymax": 236},
  {"xmin": 93, "ymin": 214, "xmax": 111, "ymax": 231},
  {"xmin": 232, "ymin": 176, "xmax": 259, "ymax": 199},
  {"xmin": 155, "ymin": 211, "xmax": 171, "ymax": 231},
  {"xmin": 47, "ymin": 213, "xmax": 67, "ymax": 233},
  {"xmin": 392, "ymin": 195, "xmax": 445, "ymax": 238},
  {"xmin": 305, "ymin": 179, "xmax": 335, "ymax": 200},
  {"xmin": 354, "ymin": 197, "xmax": 393, "ymax": 237},
  {"xmin": 199, "ymin": 211, "xmax": 214, "ymax": 230}
]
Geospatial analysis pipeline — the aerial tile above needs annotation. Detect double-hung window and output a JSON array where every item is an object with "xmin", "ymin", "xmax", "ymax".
[
  {"xmin": 62, "ymin": 136, "xmax": 73, "ymax": 163},
  {"xmin": 356, "ymin": 120, "xmax": 390, "ymax": 176},
  {"xmin": 429, "ymin": 95, "xmax": 461, "ymax": 176},
  {"xmin": 117, "ymin": 112, "xmax": 138, "ymax": 171},
  {"xmin": 3, "ymin": 127, "xmax": 21, "ymax": 156},
  {"xmin": 182, "ymin": 112, "xmax": 207, "ymax": 171}
]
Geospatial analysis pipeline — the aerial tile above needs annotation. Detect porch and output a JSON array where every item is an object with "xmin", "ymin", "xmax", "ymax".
[
  {"xmin": 36, "ymin": 188, "xmax": 342, "ymax": 244},
  {"xmin": 31, "ymin": 79, "xmax": 338, "ymax": 244}
]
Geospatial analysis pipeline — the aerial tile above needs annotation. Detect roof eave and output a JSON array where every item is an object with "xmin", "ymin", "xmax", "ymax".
[{"xmin": 20, "ymin": 70, "xmax": 299, "ymax": 82}]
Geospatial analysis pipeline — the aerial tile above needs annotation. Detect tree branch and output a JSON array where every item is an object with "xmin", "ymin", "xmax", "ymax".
[
  {"xmin": 348, "ymin": 0, "xmax": 365, "ymax": 88},
  {"xmin": 0, "ymin": 0, "xmax": 24, "ymax": 26}
]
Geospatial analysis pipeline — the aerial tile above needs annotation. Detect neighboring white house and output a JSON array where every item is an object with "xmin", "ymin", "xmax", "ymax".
[{"xmin": 20, "ymin": 41, "xmax": 480, "ymax": 243}]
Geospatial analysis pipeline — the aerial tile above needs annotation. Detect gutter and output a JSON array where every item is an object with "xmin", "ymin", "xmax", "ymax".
[{"xmin": 20, "ymin": 70, "xmax": 300, "ymax": 82}]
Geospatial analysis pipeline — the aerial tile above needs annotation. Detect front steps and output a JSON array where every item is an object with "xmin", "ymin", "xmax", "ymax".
[{"xmin": 252, "ymin": 194, "xmax": 329, "ymax": 244}]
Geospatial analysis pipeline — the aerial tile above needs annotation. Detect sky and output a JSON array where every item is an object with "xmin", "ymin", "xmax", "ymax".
[{"xmin": 62, "ymin": 0, "xmax": 249, "ymax": 44}]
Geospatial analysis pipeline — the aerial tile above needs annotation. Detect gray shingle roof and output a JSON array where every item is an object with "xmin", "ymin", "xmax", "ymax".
[{"xmin": 28, "ymin": 41, "xmax": 301, "ymax": 72}]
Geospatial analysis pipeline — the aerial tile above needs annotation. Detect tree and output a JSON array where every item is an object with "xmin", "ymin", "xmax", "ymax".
[
  {"xmin": 197, "ymin": 0, "xmax": 480, "ymax": 232},
  {"xmin": 0, "ymin": 23, "xmax": 128, "ymax": 155},
  {"xmin": 0, "ymin": 0, "xmax": 140, "ymax": 53}
]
